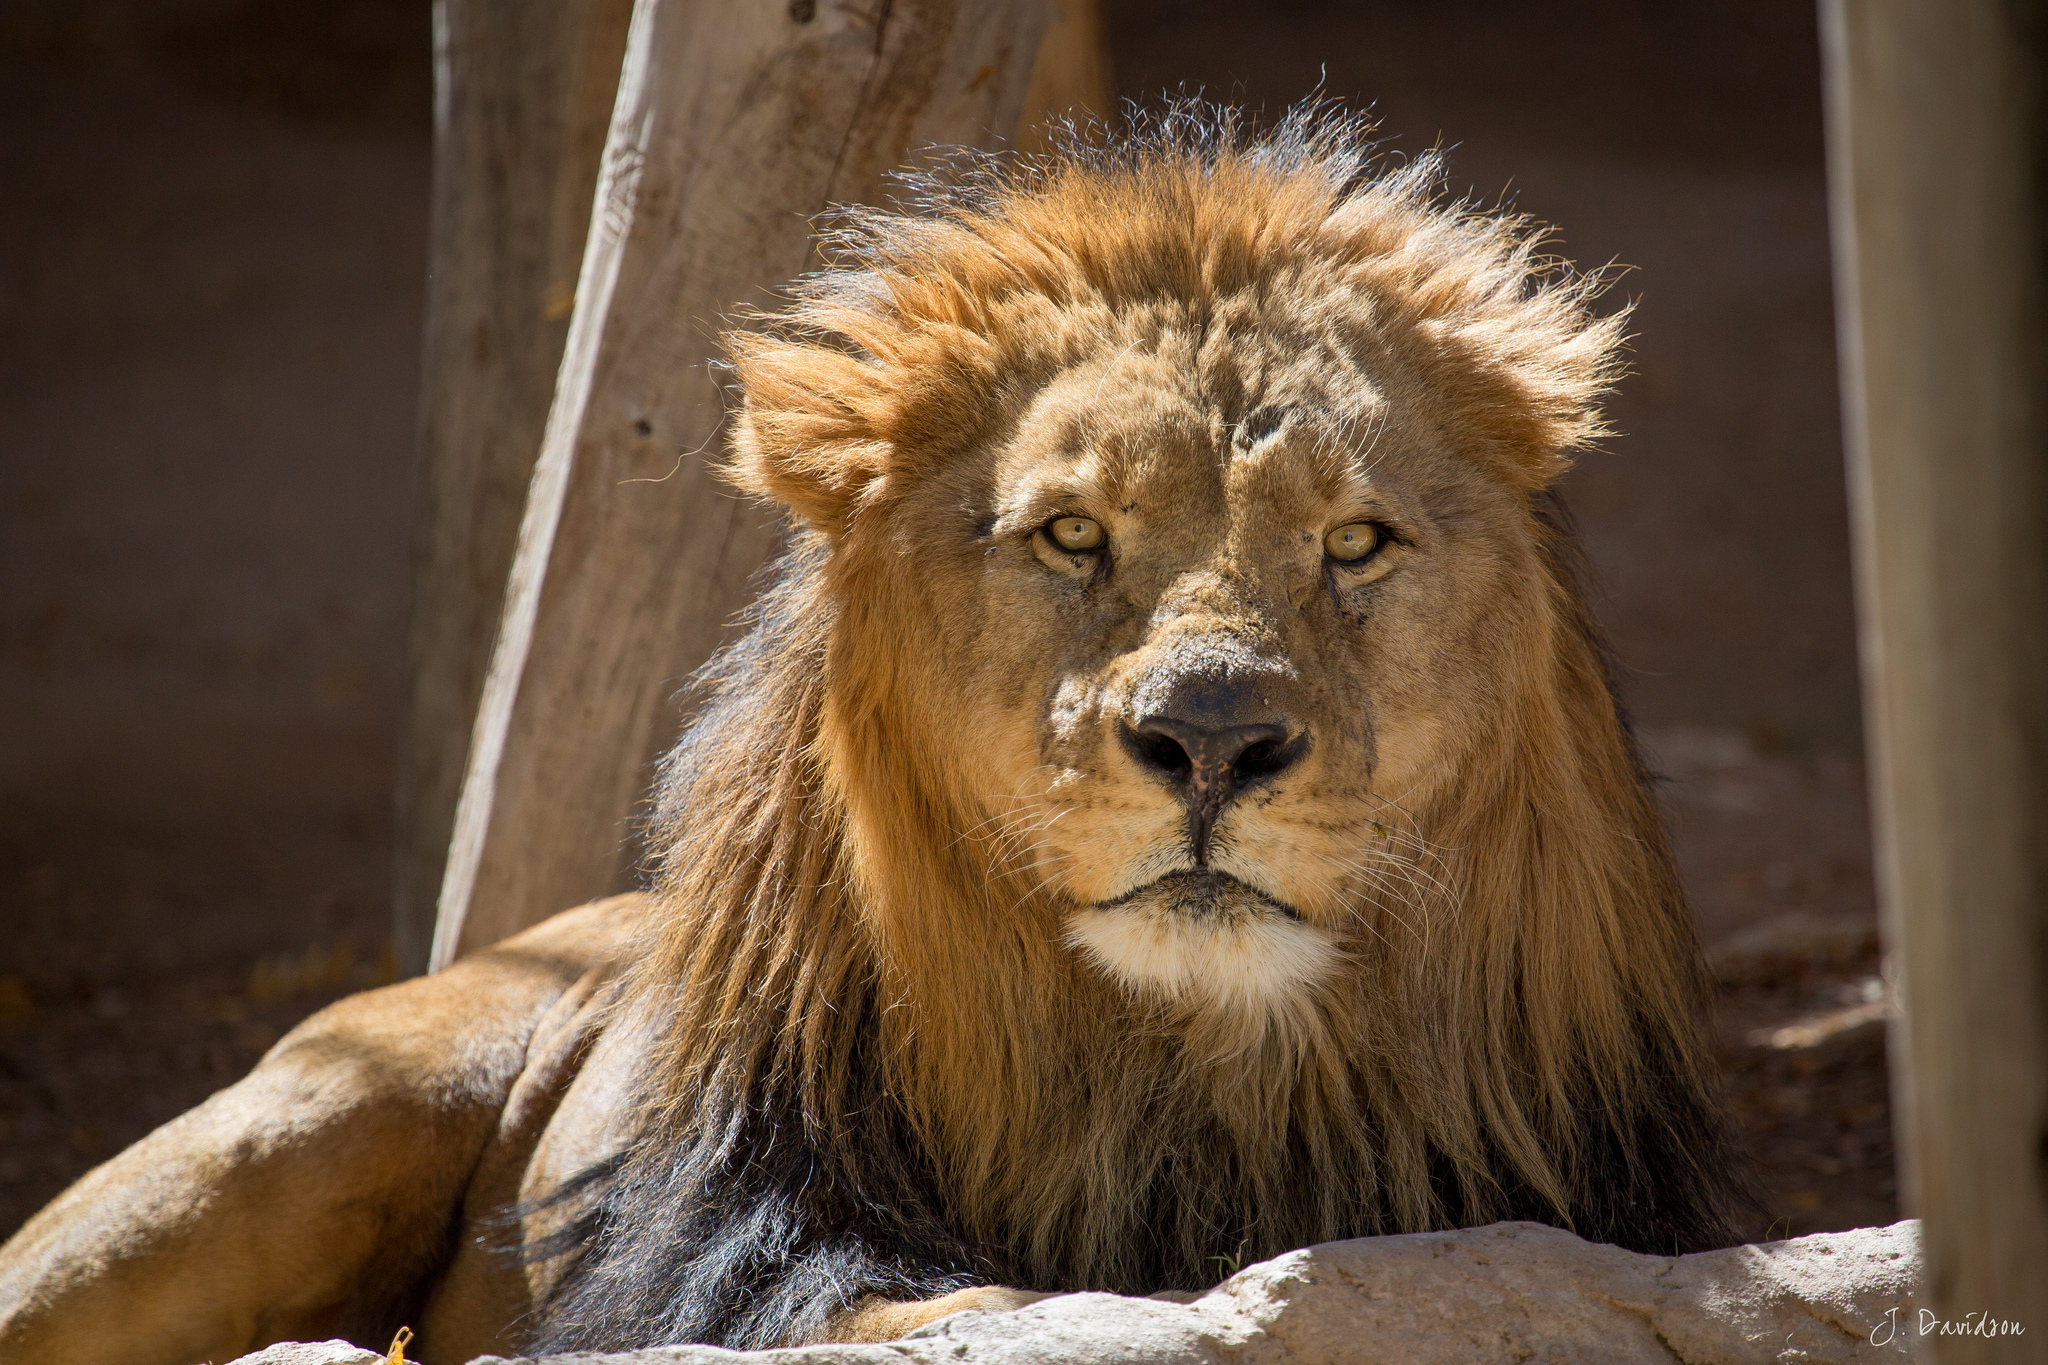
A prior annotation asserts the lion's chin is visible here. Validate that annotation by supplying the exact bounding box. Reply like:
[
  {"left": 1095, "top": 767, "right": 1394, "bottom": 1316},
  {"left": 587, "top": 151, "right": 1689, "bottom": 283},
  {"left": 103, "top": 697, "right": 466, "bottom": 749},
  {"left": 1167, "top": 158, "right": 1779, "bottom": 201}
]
[{"left": 1064, "top": 870, "right": 1338, "bottom": 1017}]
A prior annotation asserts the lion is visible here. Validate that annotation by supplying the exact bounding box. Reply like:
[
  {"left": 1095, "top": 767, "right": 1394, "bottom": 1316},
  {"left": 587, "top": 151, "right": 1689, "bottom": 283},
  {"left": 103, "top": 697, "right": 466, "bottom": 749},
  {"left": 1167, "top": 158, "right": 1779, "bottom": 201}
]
[{"left": 0, "top": 106, "right": 1753, "bottom": 1363}]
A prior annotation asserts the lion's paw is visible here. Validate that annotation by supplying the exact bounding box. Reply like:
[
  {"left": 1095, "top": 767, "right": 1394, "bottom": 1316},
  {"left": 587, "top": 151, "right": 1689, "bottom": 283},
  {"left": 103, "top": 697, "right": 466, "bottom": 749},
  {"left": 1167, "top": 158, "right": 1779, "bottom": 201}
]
[{"left": 826, "top": 1284, "right": 1054, "bottom": 1343}]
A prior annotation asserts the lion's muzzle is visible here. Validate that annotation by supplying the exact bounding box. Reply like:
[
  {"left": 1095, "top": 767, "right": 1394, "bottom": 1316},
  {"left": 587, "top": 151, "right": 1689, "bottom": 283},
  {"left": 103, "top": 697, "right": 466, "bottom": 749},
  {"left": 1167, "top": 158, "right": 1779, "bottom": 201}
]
[
  {"left": 1065, "top": 868, "right": 1337, "bottom": 1016},
  {"left": 1116, "top": 658, "right": 1311, "bottom": 862}
]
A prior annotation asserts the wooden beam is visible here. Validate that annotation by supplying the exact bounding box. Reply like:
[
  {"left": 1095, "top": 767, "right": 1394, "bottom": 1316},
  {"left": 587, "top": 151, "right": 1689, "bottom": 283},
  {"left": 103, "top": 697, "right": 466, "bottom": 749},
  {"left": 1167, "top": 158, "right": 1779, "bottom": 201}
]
[
  {"left": 396, "top": 0, "right": 635, "bottom": 975},
  {"left": 1820, "top": 2, "right": 2048, "bottom": 1356},
  {"left": 428, "top": 0, "right": 1064, "bottom": 970},
  {"left": 1014, "top": 0, "right": 1115, "bottom": 153}
]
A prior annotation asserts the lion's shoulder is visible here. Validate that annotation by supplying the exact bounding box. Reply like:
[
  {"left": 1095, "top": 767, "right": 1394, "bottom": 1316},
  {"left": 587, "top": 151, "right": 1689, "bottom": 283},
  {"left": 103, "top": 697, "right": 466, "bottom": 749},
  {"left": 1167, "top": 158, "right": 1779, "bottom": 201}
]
[{"left": 282, "top": 892, "right": 645, "bottom": 1076}]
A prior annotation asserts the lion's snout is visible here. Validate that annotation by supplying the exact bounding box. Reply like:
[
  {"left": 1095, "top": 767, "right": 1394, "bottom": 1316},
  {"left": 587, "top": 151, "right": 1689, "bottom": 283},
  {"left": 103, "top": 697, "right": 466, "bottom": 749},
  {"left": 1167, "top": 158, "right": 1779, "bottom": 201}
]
[
  {"left": 1111, "top": 649, "right": 1310, "bottom": 860},
  {"left": 1121, "top": 715, "right": 1304, "bottom": 864}
]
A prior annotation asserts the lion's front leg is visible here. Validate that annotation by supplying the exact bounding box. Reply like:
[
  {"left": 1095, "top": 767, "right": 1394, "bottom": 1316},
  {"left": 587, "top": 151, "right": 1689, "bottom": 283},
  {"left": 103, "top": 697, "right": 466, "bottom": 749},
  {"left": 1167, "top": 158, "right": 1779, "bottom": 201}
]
[
  {"left": 0, "top": 898, "right": 640, "bottom": 1365},
  {"left": 823, "top": 1286, "right": 1053, "bottom": 1343}
]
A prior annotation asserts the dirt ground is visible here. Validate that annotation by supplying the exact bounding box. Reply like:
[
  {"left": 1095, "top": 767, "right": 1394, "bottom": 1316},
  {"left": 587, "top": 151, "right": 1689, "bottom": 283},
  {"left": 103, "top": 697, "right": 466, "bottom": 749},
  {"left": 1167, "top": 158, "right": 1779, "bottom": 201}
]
[{"left": 0, "top": 0, "right": 1894, "bottom": 1253}]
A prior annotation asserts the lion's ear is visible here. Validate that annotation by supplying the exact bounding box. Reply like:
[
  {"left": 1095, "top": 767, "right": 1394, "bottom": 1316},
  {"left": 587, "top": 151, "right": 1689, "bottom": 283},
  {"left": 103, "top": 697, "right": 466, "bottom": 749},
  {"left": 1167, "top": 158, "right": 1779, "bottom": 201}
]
[
  {"left": 1449, "top": 302, "right": 1630, "bottom": 491},
  {"left": 723, "top": 337, "right": 897, "bottom": 537}
]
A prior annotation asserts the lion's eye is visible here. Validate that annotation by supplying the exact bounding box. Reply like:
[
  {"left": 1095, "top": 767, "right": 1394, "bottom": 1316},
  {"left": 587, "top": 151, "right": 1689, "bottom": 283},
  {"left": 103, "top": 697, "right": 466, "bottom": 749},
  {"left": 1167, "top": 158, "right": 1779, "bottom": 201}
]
[
  {"left": 1047, "top": 516, "right": 1106, "bottom": 552},
  {"left": 1324, "top": 522, "right": 1380, "bottom": 562}
]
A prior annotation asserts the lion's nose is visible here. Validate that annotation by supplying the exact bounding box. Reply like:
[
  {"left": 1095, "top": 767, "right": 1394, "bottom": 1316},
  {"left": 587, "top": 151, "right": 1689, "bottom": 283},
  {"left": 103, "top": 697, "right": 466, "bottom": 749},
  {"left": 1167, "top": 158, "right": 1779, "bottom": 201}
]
[
  {"left": 1121, "top": 715, "right": 1303, "bottom": 864},
  {"left": 1127, "top": 717, "right": 1295, "bottom": 790}
]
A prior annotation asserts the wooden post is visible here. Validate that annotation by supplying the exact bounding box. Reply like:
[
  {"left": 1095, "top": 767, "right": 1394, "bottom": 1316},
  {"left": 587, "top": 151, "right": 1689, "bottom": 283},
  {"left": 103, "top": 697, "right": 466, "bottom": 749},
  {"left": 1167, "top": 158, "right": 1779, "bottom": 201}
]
[
  {"left": 396, "top": 0, "right": 635, "bottom": 975},
  {"left": 1820, "top": 2, "right": 2048, "bottom": 1357},
  {"left": 426, "top": 0, "right": 1068, "bottom": 970},
  {"left": 1014, "top": 0, "right": 1114, "bottom": 153}
]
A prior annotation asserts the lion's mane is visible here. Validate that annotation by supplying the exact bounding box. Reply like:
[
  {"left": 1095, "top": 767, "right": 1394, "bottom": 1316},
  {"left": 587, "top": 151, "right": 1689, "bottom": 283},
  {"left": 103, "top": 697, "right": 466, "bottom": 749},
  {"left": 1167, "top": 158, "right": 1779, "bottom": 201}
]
[{"left": 533, "top": 106, "right": 1752, "bottom": 1352}]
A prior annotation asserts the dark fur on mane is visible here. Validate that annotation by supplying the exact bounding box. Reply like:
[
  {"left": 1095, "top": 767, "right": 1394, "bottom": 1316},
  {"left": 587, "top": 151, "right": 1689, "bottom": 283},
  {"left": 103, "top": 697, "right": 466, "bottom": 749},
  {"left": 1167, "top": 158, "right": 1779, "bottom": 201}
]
[
  {"left": 525, "top": 543, "right": 991, "bottom": 1350},
  {"left": 520, "top": 106, "right": 1757, "bottom": 1353},
  {"left": 526, "top": 525, "right": 1753, "bottom": 1351}
]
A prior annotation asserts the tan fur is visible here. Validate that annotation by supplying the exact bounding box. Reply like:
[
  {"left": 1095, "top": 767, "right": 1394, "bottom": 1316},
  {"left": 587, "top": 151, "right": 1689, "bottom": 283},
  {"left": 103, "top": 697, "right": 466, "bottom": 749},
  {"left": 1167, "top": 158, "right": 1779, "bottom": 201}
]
[
  {"left": 0, "top": 898, "right": 645, "bottom": 1364},
  {"left": 635, "top": 118, "right": 1710, "bottom": 1299},
  {"left": 825, "top": 1287, "right": 1052, "bottom": 1344},
  {"left": 0, "top": 117, "right": 1729, "bottom": 1359}
]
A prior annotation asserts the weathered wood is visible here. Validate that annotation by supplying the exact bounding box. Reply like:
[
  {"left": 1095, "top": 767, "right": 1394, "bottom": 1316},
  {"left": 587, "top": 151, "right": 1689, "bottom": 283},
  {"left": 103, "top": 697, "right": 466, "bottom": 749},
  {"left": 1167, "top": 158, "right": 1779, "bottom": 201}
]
[
  {"left": 397, "top": 0, "right": 635, "bottom": 975},
  {"left": 1820, "top": 2, "right": 2048, "bottom": 1358},
  {"left": 429, "top": 0, "right": 1065, "bottom": 969},
  {"left": 1014, "top": 0, "right": 1114, "bottom": 153}
]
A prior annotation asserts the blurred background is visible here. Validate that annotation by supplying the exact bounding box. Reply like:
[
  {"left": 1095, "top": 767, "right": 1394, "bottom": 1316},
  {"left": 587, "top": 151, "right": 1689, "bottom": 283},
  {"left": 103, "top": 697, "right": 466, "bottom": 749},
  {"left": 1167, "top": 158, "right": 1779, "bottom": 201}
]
[{"left": 0, "top": 0, "right": 1891, "bottom": 1242}]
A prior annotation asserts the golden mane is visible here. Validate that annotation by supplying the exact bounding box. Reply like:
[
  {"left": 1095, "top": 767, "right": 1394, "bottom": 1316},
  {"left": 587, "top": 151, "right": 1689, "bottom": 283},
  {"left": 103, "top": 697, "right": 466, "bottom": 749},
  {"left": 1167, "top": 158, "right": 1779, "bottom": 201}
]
[{"left": 544, "top": 107, "right": 1745, "bottom": 1350}]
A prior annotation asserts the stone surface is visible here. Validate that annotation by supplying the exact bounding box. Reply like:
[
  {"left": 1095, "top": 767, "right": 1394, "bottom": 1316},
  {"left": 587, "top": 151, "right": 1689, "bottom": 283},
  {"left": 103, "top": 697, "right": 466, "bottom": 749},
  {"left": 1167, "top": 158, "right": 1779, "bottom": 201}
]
[
  {"left": 468, "top": 1220, "right": 1922, "bottom": 1365},
  {"left": 231, "top": 1341, "right": 384, "bottom": 1365},
  {"left": 233, "top": 1221, "right": 1925, "bottom": 1365}
]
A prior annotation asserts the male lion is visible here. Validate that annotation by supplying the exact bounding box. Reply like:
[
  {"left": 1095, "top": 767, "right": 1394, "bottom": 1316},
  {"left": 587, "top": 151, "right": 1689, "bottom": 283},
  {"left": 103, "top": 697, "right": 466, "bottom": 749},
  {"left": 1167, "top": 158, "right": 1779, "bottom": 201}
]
[{"left": 0, "top": 108, "right": 1752, "bottom": 1362}]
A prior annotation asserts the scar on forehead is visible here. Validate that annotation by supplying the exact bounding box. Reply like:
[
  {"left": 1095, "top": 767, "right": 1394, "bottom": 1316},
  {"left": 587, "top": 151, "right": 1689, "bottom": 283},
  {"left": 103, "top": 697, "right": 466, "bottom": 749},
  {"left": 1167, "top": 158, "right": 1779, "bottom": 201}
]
[{"left": 1236, "top": 405, "right": 1289, "bottom": 448}]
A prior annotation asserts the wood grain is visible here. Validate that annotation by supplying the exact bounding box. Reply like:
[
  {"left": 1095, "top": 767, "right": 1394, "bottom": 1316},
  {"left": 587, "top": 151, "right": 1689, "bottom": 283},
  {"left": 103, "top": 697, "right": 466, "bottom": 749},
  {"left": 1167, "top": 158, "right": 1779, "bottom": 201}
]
[
  {"left": 1821, "top": 2, "right": 2048, "bottom": 1356},
  {"left": 1014, "top": 0, "right": 1115, "bottom": 153},
  {"left": 397, "top": 0, "right": 635, "bottom": 974},
  {"left": 429, "top": 0, "right": 1067, "bottom": 969}
]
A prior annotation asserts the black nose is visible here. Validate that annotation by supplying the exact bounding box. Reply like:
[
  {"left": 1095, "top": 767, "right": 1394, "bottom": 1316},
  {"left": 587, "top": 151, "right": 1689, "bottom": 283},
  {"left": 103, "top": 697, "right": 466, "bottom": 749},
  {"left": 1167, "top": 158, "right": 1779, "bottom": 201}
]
[{"left": 1122, "top": 715, "right": 1303, "bottom": 864}]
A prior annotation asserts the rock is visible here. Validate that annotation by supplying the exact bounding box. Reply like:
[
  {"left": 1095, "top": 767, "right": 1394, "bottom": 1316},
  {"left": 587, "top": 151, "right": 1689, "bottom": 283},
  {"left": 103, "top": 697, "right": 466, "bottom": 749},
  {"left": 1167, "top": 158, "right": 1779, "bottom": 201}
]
[
  {"left": 229, "top": 1341, "right": 385, "bottom": 1365},
  {"left": 246, "top": 1221, "right": 1928, "bottom": 1365},
  {"left": 1197, "top": 1219, "right": 1927, "bottom": 1364}
]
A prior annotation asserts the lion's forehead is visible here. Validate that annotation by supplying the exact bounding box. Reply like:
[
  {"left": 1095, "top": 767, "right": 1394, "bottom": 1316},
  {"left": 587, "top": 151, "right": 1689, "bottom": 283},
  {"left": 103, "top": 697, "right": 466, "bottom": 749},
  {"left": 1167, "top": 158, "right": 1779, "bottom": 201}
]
[{"left": 993, "top": 340, "right": 1396, "bottom": 538}]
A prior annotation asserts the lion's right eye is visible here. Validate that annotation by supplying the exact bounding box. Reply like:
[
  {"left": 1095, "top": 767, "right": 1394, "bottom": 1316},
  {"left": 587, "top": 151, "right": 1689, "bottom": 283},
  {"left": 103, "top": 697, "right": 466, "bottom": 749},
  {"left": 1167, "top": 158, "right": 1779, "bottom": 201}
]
[
  {"left": 1324, "top": 522, "right": 1380, "bottom": 562},
  {"left": 1046, "top": 516, "right": 1106, "bottom": 552}
]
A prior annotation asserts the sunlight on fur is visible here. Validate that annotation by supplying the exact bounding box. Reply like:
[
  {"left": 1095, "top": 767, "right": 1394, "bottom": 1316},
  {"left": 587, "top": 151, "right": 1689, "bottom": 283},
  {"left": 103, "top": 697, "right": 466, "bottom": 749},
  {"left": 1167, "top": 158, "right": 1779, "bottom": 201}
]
[
  {"left": 525, "top": 101, "right": 1756, "bottom": 1352},
  {"left": 1064, "top": 881, "right": 1339, "bottom": 1022}
]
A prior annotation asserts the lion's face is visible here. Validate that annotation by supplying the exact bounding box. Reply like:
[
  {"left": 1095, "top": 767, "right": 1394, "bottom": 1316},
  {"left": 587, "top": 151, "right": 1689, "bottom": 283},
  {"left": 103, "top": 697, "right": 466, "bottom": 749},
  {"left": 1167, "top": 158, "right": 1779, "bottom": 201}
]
[
  {"left": 693, "top": 136, "right": 1730, "bottom": 1277},
  {"left": 877, "top": 309, "right": 1544, "bottom": 1017}
]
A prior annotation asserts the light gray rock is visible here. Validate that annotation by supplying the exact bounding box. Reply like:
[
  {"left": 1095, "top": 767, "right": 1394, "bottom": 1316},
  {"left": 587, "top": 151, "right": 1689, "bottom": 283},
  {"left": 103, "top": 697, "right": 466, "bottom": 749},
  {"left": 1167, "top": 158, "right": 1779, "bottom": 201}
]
[
  {"left": 244, "top": 1220, "right": 1928, "bottom": 1365},
  {"left": 229, "top": 1341, "right": 385, "bottom": 1365},
  {"left": 1184, "top": 1219, "right": 1927, "bottom": 1364}
]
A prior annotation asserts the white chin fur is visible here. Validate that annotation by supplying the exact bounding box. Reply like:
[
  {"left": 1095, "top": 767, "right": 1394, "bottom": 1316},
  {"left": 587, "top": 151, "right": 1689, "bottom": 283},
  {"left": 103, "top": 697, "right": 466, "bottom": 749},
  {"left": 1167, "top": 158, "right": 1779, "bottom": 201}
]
[{"left": 1064, "top": 891, "right": 1337, "bottom": 1017}]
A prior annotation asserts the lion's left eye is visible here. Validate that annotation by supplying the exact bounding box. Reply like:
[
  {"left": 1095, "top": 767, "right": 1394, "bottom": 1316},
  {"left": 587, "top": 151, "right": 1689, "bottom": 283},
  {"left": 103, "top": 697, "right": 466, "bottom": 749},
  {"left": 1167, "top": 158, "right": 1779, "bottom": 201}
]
[
  {"left": 1046, "top": 516, "right": 1106, "bottom": 552},
  {"left": 1324, "top": 522, "right": 1381, "bottom": 562}
]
